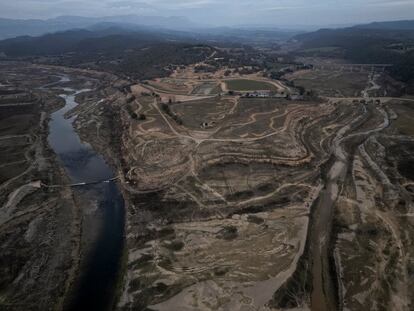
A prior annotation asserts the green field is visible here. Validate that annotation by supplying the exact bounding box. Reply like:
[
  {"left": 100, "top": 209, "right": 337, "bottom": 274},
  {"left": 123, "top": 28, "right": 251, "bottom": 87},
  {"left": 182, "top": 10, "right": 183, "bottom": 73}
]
[{"left": 226, "top": 79, "right": 277, "bottom": 91}]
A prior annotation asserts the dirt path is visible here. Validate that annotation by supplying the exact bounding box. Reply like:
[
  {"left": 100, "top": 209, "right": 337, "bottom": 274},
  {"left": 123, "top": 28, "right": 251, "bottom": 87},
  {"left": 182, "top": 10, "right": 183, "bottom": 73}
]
[
  {"left": 153, "top": 99, "right": 327, "bottom": 146},
  {"left": 0, "top": 181, "right": 41, "bottom": 226}
]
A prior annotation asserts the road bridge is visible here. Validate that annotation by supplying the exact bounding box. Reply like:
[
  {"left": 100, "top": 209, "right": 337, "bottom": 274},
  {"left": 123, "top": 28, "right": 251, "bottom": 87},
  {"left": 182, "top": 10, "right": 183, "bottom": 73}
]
[{"left": 41, "top": 176, "right": 120, "bottom": 188}]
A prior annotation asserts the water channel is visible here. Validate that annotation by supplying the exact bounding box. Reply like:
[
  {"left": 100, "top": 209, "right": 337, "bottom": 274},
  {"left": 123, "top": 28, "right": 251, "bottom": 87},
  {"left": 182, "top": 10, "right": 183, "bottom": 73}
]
[{"left": 47, "top": 81, "right": 125, "bottom": 311}]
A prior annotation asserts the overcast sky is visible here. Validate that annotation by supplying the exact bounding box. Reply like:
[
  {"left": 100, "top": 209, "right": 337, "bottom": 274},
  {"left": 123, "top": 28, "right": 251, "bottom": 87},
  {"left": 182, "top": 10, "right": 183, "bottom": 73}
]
[{"left": 1, "top": 0, "right": 413, "bottom": 26}]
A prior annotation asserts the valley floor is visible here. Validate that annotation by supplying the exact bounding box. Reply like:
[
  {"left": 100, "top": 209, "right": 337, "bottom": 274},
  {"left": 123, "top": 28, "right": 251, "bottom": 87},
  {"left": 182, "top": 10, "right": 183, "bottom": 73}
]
[{"left": 0, "top": 61, "right": 413, "bottom": 311}]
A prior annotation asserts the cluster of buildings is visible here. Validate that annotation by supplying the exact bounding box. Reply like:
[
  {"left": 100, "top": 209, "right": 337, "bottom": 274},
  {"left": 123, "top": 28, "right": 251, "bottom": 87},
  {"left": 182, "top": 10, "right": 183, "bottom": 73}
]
[{"left": 233, "top": 90, "right": 304, "bottom": 100}]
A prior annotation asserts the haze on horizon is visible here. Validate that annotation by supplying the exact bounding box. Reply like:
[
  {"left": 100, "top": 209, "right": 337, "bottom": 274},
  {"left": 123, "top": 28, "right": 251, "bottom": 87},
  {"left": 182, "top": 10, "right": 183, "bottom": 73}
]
[{"left": 1, "top": 0, "right": 413, "bottom": 27}]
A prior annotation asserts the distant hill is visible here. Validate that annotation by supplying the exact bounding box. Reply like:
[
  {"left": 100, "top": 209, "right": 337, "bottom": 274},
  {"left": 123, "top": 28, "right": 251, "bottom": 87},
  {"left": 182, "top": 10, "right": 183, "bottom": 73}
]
[
  {"left": 0, "top": 15, "right": 199, "bottom": 40},
  {"left": 0, "top": 21, "right": 300, "bottom": 59},
  {"left": 295, "top": 27, "right": 414, "bottom": 48},
  {"left": 0, "top": 27, "right": 219, "bottom": 80},
  {"left": 0, "top": 27, "right": 244, "bottom": 58},
  {"left": 0, "top": 26, "right": 203, "bottom": 57},
  {"left": 355, "top": 20, "right": 414, "bottom": 30},
  {"left": 295, "top": 19, "right": 414, "bottom": 46},
  {"left": 294, "top": 22, "right": 414, "bottom": 88},
  {"left": 0, "top": 29, "right": 101, "bottom": 56},
  {"left": 194, "top": 27, "right": 301, "bottom": 44}
]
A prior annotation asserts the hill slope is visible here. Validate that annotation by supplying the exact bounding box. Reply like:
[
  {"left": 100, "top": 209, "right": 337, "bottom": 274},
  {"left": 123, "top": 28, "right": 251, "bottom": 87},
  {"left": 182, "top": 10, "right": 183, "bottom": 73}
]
[
  {"left": 0, "top": 27, "right": 219, "bottom": 81},
  {"left": 294, "top": 23, "right": 414, "bottom": 88},
  {"left": 0, "top": 15, "right": 198, "bottom": 40},
  {"left": 0, "top": 27, "right": 197, "bottom": 57},
  {"left": 355, "top": 20, "right": 414, "bottom": 30}
]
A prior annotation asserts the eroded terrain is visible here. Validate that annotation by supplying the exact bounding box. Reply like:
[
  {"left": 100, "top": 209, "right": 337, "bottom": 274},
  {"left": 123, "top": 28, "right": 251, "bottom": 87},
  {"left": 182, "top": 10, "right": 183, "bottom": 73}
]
[
  {"left": 1, "top": 58, "right": 414, "bottom": 311},
  {"left": 113, "top": 65, "right": 414, "bottom": 310}
]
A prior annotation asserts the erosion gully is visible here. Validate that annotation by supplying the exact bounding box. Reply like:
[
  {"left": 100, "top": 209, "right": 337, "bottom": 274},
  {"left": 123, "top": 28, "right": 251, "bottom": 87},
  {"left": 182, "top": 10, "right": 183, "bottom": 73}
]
[
  {"left": 310, "top": 101, "right": 389, "bottom": 311},
  {"left": 47, "top": 77, "right": 125, "bottom": 311}
]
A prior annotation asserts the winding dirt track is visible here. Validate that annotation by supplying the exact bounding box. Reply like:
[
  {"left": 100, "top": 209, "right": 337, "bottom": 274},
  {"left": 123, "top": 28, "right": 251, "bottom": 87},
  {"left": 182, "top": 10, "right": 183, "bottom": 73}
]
[{"left": 124, "top": 68, "right": 407, "bottom": 309}]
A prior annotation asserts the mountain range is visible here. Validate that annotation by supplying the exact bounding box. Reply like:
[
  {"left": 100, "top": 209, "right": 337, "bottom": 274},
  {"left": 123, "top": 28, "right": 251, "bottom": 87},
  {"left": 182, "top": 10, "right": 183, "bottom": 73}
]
[{"left": 0, "top": 15, "right": 199, "bottom": 40}]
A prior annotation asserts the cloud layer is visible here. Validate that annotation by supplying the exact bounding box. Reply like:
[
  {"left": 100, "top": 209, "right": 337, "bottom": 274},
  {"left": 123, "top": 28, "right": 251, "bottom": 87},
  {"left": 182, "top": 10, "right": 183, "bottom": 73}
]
[{"left": 1, "top": 0, "right": 413, "bottom": 26}]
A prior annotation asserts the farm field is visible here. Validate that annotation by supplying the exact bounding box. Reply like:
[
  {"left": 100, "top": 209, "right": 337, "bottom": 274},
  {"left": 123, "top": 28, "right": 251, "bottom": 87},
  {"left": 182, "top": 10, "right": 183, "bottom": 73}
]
[
  {"left": 225, "top": 79, "right": 278, "bottom": 91},
  {"left": 287, "top": 70, "right": 370, "bottom": 97},
  {"left": 191, "top": 82, "right": 222, "bottom": 95}
]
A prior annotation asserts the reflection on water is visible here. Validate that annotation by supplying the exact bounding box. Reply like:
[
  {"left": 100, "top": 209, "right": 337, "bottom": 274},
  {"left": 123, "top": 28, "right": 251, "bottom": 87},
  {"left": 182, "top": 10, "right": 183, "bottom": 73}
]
[
  {"left": 48, "top": 90, "right": 113, "bottom": 183},
  {"left": 47, "top": 86, "right": 125, "bottom": 311}
]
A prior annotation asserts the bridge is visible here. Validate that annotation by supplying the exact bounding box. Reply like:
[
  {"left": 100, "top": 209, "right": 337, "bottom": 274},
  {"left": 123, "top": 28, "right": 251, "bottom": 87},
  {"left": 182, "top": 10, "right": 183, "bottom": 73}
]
[{"left": 41, "top": 176, "right": 120, "bottom": 188}]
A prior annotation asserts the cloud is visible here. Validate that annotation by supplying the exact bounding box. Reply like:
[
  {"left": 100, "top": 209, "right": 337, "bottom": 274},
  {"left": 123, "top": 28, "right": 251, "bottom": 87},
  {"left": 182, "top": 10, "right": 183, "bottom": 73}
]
[
  {"left": 106, "top": 1, "right": 154, "bottom": 9},
  {"left": 366, "top": 0, "right": 414, "bottom": 6},
  {"left": 0, "top": 0, "right": 413, "bottom": 26}
]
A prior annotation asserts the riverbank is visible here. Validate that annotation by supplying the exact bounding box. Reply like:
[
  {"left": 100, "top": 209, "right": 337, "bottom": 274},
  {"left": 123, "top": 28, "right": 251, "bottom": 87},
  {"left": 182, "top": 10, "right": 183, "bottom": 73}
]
[{"left": 0, "top": 62, "right": 82, "bottom": 310}]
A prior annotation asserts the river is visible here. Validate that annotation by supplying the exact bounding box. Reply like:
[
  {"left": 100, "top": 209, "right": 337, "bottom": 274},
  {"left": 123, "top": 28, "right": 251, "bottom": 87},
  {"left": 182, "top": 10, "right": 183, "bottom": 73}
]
[{"left": 47, "top": 81, "right": 125, "bottom": 310}]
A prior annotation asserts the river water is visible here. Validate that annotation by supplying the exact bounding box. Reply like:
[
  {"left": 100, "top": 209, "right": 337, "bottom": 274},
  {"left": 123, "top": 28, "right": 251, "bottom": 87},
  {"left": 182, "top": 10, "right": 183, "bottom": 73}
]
[{"left": 47, "top": 85, "right": 125, "bottom": 310}]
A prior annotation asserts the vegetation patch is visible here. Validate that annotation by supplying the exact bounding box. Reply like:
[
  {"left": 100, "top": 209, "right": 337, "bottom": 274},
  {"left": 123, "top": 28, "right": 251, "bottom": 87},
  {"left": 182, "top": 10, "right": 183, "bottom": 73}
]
[
  {"left": 226, "top": 79, "right": 277, "bottom": 91},
  {"left": 393, "top": 103, "right": 414, "bottom": 136}
]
